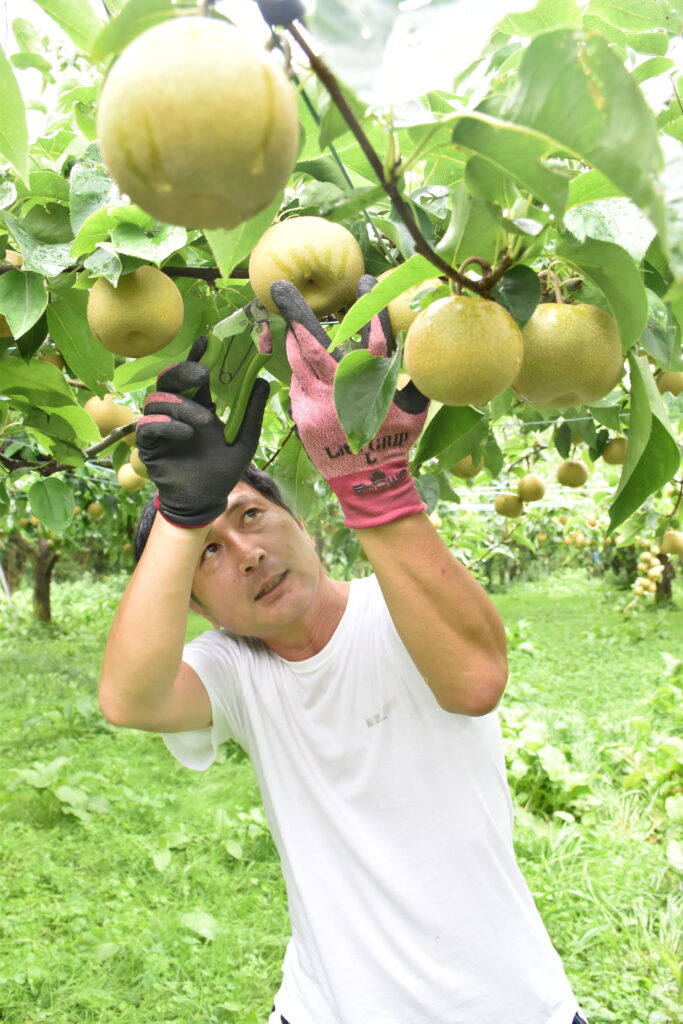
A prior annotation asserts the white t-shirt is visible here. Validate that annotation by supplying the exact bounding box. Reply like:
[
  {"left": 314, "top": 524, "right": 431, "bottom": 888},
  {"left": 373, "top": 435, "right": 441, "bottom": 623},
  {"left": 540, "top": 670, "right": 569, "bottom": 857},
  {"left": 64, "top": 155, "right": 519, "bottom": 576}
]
[{"left": 164, "top": 575, "right": 580, "bottom": 1024}]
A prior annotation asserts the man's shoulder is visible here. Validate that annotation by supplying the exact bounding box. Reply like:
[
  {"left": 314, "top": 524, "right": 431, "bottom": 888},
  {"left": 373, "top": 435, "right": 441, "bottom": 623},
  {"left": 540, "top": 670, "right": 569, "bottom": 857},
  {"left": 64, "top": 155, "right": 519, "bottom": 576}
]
[{"left": 185, "top": 626, "right": 269, "bottom": 664}]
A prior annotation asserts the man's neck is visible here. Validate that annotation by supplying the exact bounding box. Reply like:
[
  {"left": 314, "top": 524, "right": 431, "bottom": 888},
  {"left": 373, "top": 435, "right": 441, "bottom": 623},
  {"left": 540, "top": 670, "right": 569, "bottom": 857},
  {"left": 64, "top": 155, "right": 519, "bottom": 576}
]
[{"left": 263, "top": 576, "right": 350, "bottom": 661}]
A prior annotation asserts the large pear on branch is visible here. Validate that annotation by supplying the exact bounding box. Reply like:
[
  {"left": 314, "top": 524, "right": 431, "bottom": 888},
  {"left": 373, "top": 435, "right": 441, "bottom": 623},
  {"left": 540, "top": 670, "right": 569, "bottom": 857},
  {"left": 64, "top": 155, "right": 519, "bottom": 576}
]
[
  {"left": 657, "top": 371, "right": 683, "bottom": 396},
  {"left": 85, "top": 394, "right": 137, "bottom": 445},
  {"left": 557, "top": 459, "right": 589, "bottom": 488},
  {"left": 404, "top": 295, "right": 523, "bottom": 406},
  {"left": 87, "top": 266, "right": 184, "bottom": 358},
  {"left": 249, "top": 216, "right": 365, "bottom": 316},
  {"left": 96, "top": 17, "right": 299, "bottom": 230},
  {"left": 513, "top": 303, "right": 623, "bottom": 408}
]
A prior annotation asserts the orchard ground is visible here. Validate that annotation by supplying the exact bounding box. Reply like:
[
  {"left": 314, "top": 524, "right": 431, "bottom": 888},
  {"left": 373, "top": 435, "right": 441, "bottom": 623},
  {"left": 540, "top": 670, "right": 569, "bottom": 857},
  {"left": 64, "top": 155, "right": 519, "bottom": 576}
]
[{"left": 1, "top": 563, "right": 682, "bottom": 1024}]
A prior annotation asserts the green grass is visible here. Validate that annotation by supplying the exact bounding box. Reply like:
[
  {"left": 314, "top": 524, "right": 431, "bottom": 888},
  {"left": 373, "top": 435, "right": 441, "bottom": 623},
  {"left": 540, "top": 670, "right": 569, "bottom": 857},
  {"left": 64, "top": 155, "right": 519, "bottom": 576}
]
[{"left": 1, "top": 569, "right": 682, "bottom": 1023}]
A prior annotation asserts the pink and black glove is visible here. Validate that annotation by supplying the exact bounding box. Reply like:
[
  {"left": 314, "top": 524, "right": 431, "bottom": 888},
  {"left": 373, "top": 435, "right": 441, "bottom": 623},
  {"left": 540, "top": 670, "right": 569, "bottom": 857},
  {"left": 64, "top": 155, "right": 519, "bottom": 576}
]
[
  {"left": 136, "top": 336, "right": 269, "bottom": 528},
  {"left": 270, "top": 275, "right": 429, "bottom": 529}
]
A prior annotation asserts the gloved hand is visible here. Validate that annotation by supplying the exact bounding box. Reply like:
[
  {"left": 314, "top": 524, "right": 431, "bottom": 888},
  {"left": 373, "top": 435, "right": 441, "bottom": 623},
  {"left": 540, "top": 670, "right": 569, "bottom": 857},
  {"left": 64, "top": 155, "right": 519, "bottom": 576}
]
[
  {"left": 136, "top": 336, "right": 269, "bottom": 528},
  {"left": 269, "top": 275, "right": 429, "bottom": 529}
]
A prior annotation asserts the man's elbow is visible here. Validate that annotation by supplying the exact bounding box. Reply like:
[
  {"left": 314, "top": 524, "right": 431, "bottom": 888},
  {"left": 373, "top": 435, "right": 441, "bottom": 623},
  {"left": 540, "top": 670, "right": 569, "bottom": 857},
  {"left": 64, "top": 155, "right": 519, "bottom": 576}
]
[
  {"left": 98, "top": 679, "right": 146, "bottom": 730},
  {"left": 99, "top": 687, "right": 128, "bottom": 728},
  {"left": 437, "top": 658, "right": 508, "bottom": 716}
]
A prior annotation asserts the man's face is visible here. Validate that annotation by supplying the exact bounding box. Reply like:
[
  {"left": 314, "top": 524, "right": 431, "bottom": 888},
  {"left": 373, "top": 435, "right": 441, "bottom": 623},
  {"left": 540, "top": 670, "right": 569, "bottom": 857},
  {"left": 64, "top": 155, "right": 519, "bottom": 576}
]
[{"left": 190, "top": 482, "right": 324, "bottom": 642}]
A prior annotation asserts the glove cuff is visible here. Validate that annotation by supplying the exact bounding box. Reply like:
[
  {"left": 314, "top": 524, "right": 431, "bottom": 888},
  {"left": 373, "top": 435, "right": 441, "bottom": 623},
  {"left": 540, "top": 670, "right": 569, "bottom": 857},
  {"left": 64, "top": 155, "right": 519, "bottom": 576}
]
[
  {"left": 328, "top": 457, "right": 426, "bottom": 529},
  {"left": 154, "top": 492, "right": 217, "bottom": 530}
]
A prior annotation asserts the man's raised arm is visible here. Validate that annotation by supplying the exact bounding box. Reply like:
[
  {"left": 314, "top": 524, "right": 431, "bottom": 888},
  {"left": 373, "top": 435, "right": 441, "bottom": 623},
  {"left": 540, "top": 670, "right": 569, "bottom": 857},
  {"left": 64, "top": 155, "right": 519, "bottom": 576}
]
[
  {"left": 99, "top": 337, "right": 268, "bottom": 733},
  {"left": 270, "top": 277, "right": 507, "bottom": 716}
]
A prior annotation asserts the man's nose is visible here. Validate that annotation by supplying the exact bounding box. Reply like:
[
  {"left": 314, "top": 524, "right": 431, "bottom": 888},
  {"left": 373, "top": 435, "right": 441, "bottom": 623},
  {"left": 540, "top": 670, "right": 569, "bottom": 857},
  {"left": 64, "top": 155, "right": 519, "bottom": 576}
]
[{"left": 232, "top": 534, "right": 266, "bottom": 574}]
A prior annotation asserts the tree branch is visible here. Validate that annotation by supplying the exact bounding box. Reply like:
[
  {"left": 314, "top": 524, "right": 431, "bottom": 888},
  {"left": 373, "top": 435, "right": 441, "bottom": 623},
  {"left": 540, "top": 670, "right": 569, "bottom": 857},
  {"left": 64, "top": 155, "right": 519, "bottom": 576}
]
[{"left": 286, "top": 23, "right": 485, "bottom": 295}]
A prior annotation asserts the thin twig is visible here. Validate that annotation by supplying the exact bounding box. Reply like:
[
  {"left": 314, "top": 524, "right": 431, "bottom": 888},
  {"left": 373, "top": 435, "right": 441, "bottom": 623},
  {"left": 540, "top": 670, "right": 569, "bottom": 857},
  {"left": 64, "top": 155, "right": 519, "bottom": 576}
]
[
  {"left": 286, "top": 23, "right": 483, "bottom": 295},
  {"left": 262, "top": 424, "right": 296, "bottom": 469}
]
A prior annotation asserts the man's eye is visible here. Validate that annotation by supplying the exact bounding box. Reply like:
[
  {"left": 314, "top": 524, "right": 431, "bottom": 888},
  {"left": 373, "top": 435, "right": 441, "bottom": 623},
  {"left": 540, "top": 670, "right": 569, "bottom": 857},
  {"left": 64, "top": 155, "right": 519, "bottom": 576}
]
[
  {"left": 244, "top": 507, "right": 260, "bottom": 521},
  {"left": 202, "top": 542, "right": 220, "bottom": 559}
]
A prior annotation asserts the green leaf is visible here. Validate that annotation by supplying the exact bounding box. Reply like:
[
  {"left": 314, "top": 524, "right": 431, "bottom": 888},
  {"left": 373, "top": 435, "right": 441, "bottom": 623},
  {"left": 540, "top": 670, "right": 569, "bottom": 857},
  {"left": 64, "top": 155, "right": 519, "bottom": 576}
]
[
  {"left": 21, "top": 203, "right": 73, "bottom": 244},
  {"left": 608, "top": 354, "right": 680, "bottom": 530},
  {"left": 110, "top": 222, "right": 188, "bottom": 264},
  {"left": 180, "top": 910, "right": 219, "bottom": 942},
  {"left": 306, "top": 0, "right": 397, "bottom": 102},
  {"left": 70, "top": 206, "right": 115, "bottom": 260},
  {"left": 659, "top": 135, "right": 683, "bottom": 279},
  {"left": 28, "top": 477, "right": 74, "bottom": 534},
  {"left": 3, "top": 211, "right": 73, "bottom": 277},
  {"left": 295, "top": 155, "right": 351, "bottom": 191},
  {"left": 554, "top": 236, "right": 649, "bottom": 347},
  {"left": 90, "top": 0, "right": 175, "bottom": 63},
  {"left": 452, "top": 112, "right": 570, "bottom": 220},
  {"left": 16, "top": 170, "right": 71, "bottom": 205},
  {"left": 14, "top": 313, "right": 49, "bottom": 361},
  {"left": 436, "top": 182, "right": 503, "bottom": 266},
  {"left": 46, "top": 289, "right": 114, "bottom": 394},
  {"left": 631, "top": 56, "right": 674, "bottom": 84},
  {"left": 332, "top": 254, "right": 439, "bottom": 348},
  {"left": 413, "top": 406, "right": 484, "bottom": 467},
  {"left": 32, "top": 0, "right": 104, "bottom": 53},
  {"left": 625, "top": 31, "right": 671, "bottom": 55},
  {"left": 499, "top": 0, "right": 583, "bottom": 33},
  {"left": 0, "top": 355, "right": 100, "bottom": 443},
  {"left": 206, "top": 194, "right": 282, "bottom": 280},
  {"left": 13, "top": 17, "right": 45, "bottom": 54},
  {"left": 322, "top": 185, "right": 386, "bottom": 224},
  {"left": 492, "top": 265, "right": 541, "bottom": 327},
  {"left": 269, "top": 434, "right": 318, "bottom": 519},
  {"left": 567, "top": 169, "right": 623, "bottom": 208},
  {"left": 83, "top": 243, "right": 123, "bottom": 285},
  {"left": 308, "top": 0, "right": 540, "bottom": 105},
  {"left": 69, "top": 161, "right": 115, "bottom": 235},
  {"left": 11, "top": 51, "right": 55, "bottom": 82},
  {"left": 73, "top": 101, "right": 97, "bottom": 141},
  {"left": 414, "top": 473, "right": 440, "bottom": 513},
  {"left": 333, "top": 343, "right": 402, "bottom": 453},
  {"left": 584, "top": 0, "right": 680, "bottom": 32},
  {"left": 0, "top": 271, "right": 48, "bottom": 337},
  {"left": 0, "top": 44, "right": 28, "bottom": 182},
  {"left": 563, "top": 197, "right": 657, "bottom": 262},
  {"left": 498, "top": 29, "right": 665, "bottom": 233}
]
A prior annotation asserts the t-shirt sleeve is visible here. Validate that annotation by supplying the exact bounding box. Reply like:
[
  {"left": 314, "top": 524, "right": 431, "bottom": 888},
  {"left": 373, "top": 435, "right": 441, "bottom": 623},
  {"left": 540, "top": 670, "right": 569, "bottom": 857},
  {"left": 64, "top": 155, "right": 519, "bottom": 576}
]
[{"left": 161, "top": 630, "right": 246, "bottom": 772}]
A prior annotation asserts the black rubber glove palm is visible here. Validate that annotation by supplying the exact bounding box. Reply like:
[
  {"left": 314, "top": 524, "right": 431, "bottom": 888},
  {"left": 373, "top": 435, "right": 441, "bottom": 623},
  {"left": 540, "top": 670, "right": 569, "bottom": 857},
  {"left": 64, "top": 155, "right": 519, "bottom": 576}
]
[{"left": 136, "top": 337, "right": 269, "bottom": 528}]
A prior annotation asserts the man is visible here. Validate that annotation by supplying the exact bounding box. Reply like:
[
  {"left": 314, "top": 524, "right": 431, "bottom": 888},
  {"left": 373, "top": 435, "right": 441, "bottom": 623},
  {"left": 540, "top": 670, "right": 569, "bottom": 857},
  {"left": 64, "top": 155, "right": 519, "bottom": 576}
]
[{"left": 99, "top": 277, "right": 587, "bottom": 1024}]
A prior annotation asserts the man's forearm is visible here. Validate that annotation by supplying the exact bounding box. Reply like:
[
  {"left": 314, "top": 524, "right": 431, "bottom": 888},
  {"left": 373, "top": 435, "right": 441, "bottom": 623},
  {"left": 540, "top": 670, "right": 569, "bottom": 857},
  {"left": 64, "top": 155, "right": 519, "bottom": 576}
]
[
  {"left": 357, "top": 513, "right": 508, "bottom": 715},
  {"left": 99, "top": 515, "right": 208, "bottom": 727}
]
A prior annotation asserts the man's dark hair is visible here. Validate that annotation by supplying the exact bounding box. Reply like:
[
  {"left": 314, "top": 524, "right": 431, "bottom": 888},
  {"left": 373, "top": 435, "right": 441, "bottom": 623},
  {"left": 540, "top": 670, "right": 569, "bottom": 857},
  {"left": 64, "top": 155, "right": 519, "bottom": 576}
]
[{"left": 133, "top": 464, "right": 296, "bottom": 563}]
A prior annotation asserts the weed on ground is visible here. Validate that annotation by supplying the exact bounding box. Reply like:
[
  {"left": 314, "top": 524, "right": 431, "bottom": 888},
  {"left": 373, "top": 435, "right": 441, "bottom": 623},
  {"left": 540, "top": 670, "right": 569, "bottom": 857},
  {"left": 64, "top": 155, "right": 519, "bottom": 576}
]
[{"left": 1, "top": 570, "right": 681, "bottom": 1023}]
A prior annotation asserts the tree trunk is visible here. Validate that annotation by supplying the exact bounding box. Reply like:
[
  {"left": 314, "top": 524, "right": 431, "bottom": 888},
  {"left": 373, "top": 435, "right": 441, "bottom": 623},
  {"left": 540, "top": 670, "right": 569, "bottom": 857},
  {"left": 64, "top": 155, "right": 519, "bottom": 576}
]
[
  {"left": 33, "top": 539, "right": 59, "bottom": 622},
  {"left": 655, "top": 554, "right": 675, "bottom": 604},
  {"left": 1, "top": 536, "right": 26, "bottom": 592}
]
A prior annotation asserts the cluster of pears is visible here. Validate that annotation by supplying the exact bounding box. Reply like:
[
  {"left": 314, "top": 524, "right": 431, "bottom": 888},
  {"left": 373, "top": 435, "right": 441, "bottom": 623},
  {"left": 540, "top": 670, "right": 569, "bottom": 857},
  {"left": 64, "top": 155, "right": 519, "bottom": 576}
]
[
  {"left": 84, "top": 394, "right": 149, "bottom": 492},
  {"left": 494, "top": 473, "right": 546, "bottom": 518},
  {"left": 632, "top": 545, "right": 664, "bottom": 597},
  {"left": 86, "top": 214, "right": 368, "bottom": 360},
  {"left": 400, "top": 287, "right": 624, "bottom": 412}
]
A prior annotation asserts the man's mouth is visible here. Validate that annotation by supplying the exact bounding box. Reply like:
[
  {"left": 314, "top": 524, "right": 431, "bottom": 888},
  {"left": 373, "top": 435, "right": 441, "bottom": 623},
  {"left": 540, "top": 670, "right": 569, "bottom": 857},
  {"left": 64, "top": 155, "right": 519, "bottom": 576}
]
[{"left": 255, "top": 571, "right": 287, "bottom": 601}]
